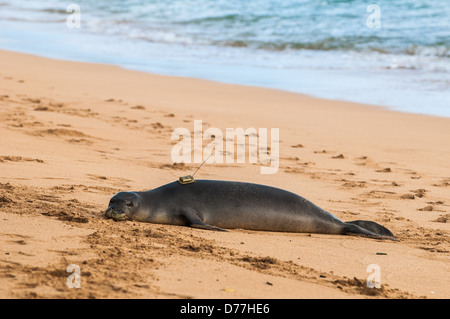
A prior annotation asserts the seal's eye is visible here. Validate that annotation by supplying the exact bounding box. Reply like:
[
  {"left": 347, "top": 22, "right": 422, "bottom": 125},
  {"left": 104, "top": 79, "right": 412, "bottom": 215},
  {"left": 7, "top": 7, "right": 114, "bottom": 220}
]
[{"left": 126, "top": 202, "right": 134, "bottom": 207}]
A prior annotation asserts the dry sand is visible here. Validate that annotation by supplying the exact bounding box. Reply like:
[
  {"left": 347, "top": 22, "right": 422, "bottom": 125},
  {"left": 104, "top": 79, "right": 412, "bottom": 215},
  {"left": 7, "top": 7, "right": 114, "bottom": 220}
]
[{"left": 0, "top": 49, "right": 449, "bottom": 299}]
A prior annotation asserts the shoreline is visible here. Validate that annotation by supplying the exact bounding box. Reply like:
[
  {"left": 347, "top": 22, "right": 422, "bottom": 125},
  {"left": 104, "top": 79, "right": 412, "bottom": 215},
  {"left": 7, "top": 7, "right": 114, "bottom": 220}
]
[
  {"left": 1, "top": 0, "right": 449, "bottom": 118},
  {"left": 2, "top": 47, "right": 449, "bottom": 121},
  {"left": 1, "top": 33, "right": 449, "bottom": 119},
  {"left": 0, "top": 49, "right": 449, "bottom": 299}
]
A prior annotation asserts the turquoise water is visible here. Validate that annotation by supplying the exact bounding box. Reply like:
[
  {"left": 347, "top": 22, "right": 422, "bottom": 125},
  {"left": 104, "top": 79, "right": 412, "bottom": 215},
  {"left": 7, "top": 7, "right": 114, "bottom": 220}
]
[{"left": 0, "top": 0, "right": 449, "bottom": 116}]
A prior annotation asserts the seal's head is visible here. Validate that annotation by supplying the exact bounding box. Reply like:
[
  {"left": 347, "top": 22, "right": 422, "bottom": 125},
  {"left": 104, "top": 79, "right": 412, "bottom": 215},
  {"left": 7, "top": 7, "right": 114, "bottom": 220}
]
[{"left": 105, "top": 192, "right": 139, "bottom": 221}]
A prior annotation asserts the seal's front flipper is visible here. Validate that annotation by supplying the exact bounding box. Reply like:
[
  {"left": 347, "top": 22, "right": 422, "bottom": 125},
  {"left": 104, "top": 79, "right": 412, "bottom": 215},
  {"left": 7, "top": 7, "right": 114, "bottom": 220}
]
[
  {"left": 190, "top": 223, "right": 227, "bottom": 232},
  {"left": 179, "top": 209, "right": 227, "bottom": 232}
]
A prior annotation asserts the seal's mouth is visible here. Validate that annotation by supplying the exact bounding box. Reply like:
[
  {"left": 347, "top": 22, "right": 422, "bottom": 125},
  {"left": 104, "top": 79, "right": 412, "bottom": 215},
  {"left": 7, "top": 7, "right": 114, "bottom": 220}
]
[{"left": 105, "top": 208, "right": 129, "bottom": 221}]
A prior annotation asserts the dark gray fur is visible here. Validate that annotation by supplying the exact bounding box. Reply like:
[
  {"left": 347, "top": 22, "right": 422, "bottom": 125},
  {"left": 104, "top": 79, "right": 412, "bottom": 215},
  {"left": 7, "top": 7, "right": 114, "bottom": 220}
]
[{"left": 105, "top": 180, "right": 395, "bottom": 239}]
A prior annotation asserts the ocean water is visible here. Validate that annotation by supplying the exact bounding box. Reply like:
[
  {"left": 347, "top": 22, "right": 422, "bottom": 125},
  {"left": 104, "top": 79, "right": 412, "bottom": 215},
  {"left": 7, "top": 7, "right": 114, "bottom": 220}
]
[{"left": 0, "top": 0, "right": 449, "bottom": 117}]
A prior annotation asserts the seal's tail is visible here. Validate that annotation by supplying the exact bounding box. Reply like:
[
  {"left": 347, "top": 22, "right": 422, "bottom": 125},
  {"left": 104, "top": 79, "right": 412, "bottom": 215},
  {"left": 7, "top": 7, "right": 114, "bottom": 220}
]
[{"left": 343, "top": 220, "right": 396, "bottom": 240}]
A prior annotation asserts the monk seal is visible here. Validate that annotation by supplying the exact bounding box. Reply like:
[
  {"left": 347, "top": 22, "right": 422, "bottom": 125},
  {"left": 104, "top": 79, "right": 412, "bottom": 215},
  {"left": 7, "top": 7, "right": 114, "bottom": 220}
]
[{"left": 105, "top": 180, "right": 395, "bottom": 239}]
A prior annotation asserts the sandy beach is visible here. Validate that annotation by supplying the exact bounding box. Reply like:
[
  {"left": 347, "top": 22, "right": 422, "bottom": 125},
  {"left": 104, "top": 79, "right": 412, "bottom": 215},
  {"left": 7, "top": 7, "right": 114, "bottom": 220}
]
[{"left": 0, "top": 49, "right": 449, "bottom": 299}]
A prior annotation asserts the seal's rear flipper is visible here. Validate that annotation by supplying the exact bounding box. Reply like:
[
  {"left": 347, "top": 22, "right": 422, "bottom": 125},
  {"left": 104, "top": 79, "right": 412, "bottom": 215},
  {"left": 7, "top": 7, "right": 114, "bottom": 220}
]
[
  {"left": 346, "top": 220, "right": 394, "bottom": 237},
  {"left": 344, "top": 220, "right": 396, "bottom": 240}
]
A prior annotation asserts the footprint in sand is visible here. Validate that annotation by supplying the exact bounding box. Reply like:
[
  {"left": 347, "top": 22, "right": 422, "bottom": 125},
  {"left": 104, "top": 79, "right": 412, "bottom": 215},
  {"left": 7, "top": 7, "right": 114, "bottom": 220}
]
[
  {"left": 365, "top": 190, "right": 396, "bottom": 199},
  {"left": 341, "top": 180, "right": 367, "bottom": 188},
  {"left": 67, "top": 138, "right": 93, "bottom": 145},
  {"left": 88, "top": 174, "right": 108, "bottom": 180},
  {"left": 159, "top": 163, "right": 187, "bottom": 170},
  {"left": 432, "top": 179, "right": 450, "bottom": 187},
  {"left": 404, "top": 171, "right": 422, "bottom": 179},
  {"left": 8, "top": 239, "right": 27, "bottom": 246},
  {"left": 105, "top": 98, "right": 124, "bottom": 103},
  {"left": 418, "top": 205, "right": 434, "bottom": 211},
  {"left": 22, "top": 98, "right": 41, "bottom": 104},
  {"left": 432, "top": 214, "right": 449, "bottom": 223},
  {"left": 283, "top": 166, "right": 305, "bottom": 175},
  {"left": 0, "top": 156, "right": 44, "bottom": 163},
  {"left": 87, "top": 174, "right": 133, "bottom": 186},
  {"left": 376, "top": 167, "right": 392, "bottom": 173},
  {"left": 282, "top": 156, "right": 300, "bottom": 162},
  {"left": 34, "top": 106, "right": 51, "bottom": 111},
  {"left": 151, "top": 122, "right": 165, "bottom": 129},
  {"left": 400, "top": 193, "right": 415, "bottom": 200},
  {"left": 33, "top": 102, "right": 64, "bottom": 112},
  {"left": 412, "top": 189, "right": 427, "bottom": 198},
  {"left": 355, "top": 156, "right": 384, "bottom": 168},
  {"left": 31, "top": 128, "right": 92, "bottom": 140},
  {"left": 52, "top": 184, "right": 121, "bottom": 194},
  {"left": 0, "top": 195, "right": 15, "bottom": 207}
]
